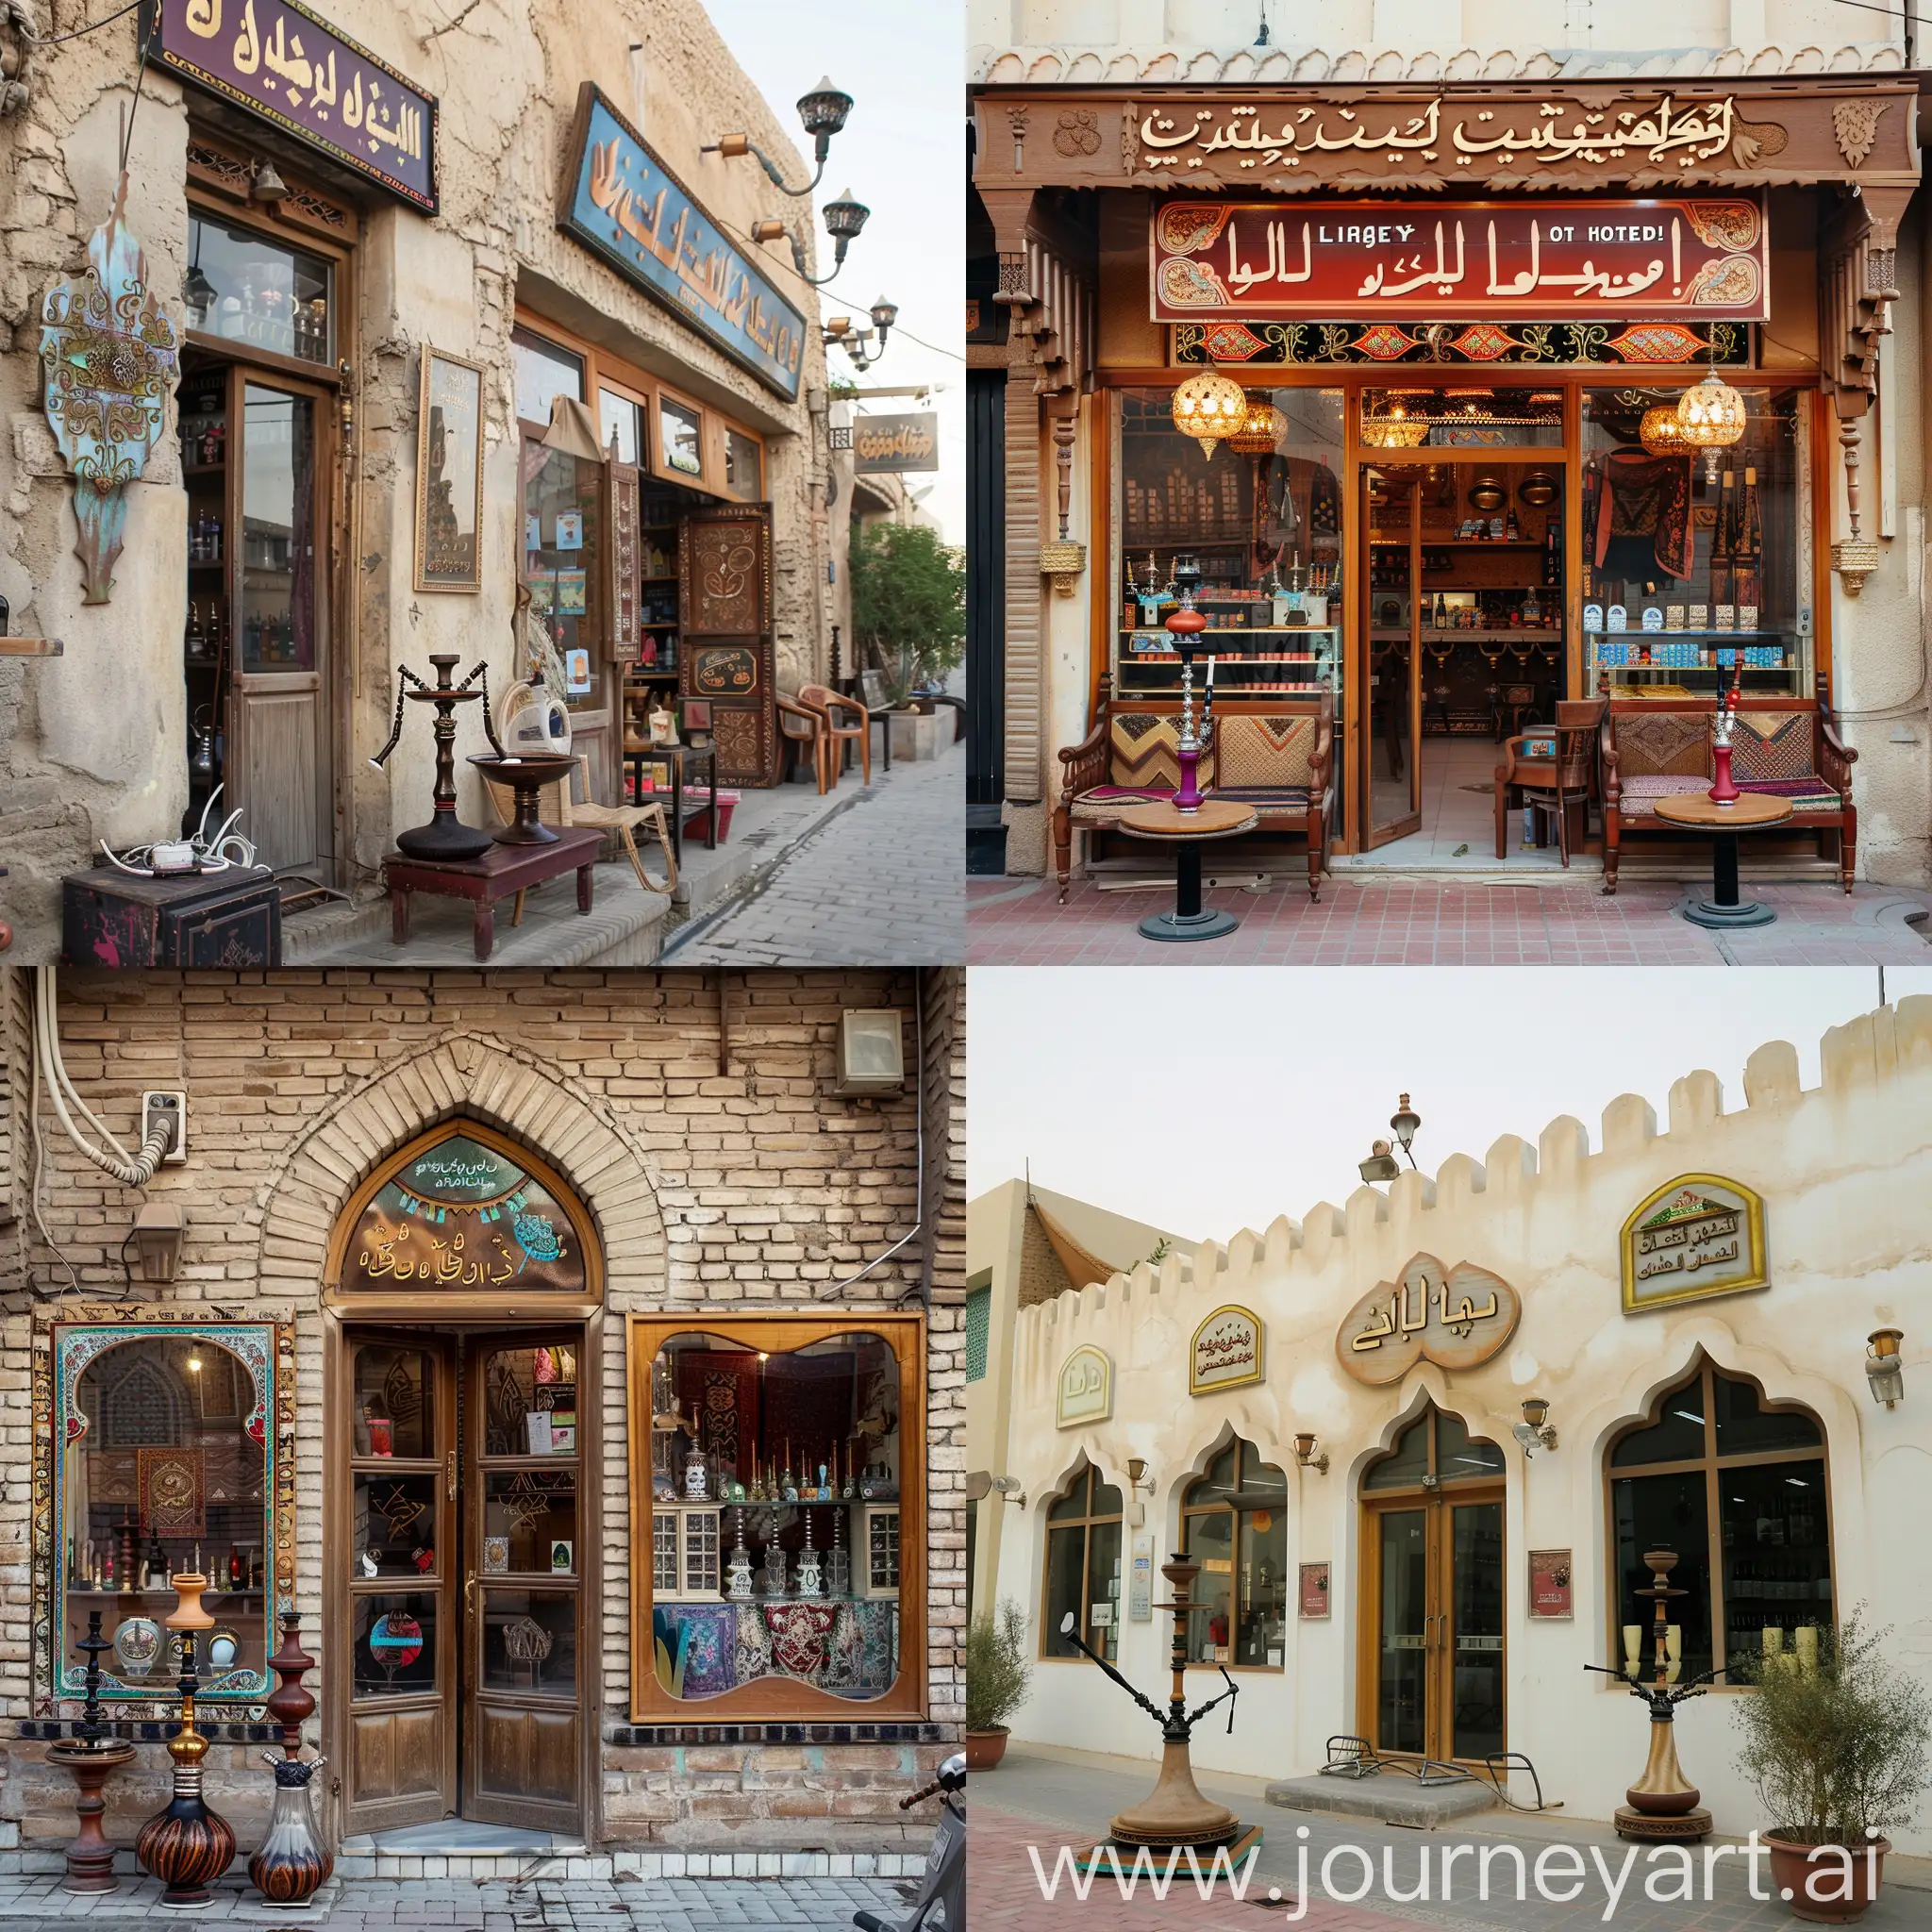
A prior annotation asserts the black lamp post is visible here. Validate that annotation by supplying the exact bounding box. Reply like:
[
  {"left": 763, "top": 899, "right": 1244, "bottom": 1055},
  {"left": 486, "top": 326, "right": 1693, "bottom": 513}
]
[{"left": 1359, "top": 1092, "right": 1422, "bottom": 1183}]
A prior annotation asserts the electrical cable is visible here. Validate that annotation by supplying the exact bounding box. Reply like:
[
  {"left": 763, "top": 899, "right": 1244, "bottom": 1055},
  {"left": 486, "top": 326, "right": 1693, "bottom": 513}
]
[
  {"left": 31, "top": 0, "right": 143, "bottom": 44},
  {"left": 34, "top": 965, "right": 176, "bottom": 1187},
  {"left": 26, "top": 1007, "right": 79, "bottom": 1299}
]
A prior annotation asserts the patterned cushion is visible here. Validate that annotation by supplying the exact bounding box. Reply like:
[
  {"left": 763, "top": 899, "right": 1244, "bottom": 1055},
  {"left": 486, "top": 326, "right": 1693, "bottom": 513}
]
[
  {"left": 1610, "top": 711, "right": 1709, "bottom": 778},
  {"left": 1070, "top": 786, "right": 1172, "bottom": 824},
  {"left": 1730, "top": 712, "right": 1812, "bottom": 782},
  {"left": 1740, "top": 778, "right": 1843, "bottom": 811},
  {"left": 1614, "top": 774, "right": 1709, "bottom": 815},
  {"left": 1108, "top": 714, "right": 1214, "bottom": 791},
  {"left": 1214, "top": 785, "right": 1311, "bottom": 812},
  {"left": 1213, "top": 713, "right": 1318, "bottom": 791}
]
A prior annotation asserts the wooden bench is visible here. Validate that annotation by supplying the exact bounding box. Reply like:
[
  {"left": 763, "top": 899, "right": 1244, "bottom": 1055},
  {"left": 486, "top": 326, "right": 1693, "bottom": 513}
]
[
  {"left": 1053, "top": 676, "right": 1333, "bottom": 903},
  {"left": 1601, "top": 678, "right": 1857, "bottom": 894}
]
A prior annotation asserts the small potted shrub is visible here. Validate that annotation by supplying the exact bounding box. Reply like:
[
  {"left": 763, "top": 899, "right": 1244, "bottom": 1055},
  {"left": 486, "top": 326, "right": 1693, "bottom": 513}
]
[
  {"left": 965, "top": 1599, "right": 1032, "bottom": 1772},
  {"left": 1732, "top": 1609, "right": 1930, "bottom": 1924}
]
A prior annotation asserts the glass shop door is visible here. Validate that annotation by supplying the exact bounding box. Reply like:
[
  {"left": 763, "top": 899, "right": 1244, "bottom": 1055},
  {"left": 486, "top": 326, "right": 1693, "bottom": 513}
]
[
  {"left": 1360, "top": 469, "right": 1423, "bottom": 846},
  {"left": 1366, "top": 1489, "right": 1506, "bottom": 1762}
]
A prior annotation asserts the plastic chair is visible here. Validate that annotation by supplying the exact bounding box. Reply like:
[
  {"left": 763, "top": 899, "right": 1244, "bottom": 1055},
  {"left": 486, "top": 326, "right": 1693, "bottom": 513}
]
[
  {"left": 776, "top": 694, "right": 829, "bottom": 792},
  {"left": 798, "top": 683, "right": 871, "bottom": 786}
]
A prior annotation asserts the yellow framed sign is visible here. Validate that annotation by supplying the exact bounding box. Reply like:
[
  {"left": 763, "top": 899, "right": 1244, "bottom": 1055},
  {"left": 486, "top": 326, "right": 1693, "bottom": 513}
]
[
  {"left": 1621, "top": 1174, "right": 1768, "bottom": 1313},
  {"left": 1189, "top": 1305, "right": 1265, "bottom": 1396}
]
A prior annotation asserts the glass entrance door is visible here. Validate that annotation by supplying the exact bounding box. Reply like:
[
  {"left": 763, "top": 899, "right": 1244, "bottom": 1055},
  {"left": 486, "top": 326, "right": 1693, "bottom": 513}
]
[{"left": 1361, "top": 470, "right": 1422, "bottom": 845}]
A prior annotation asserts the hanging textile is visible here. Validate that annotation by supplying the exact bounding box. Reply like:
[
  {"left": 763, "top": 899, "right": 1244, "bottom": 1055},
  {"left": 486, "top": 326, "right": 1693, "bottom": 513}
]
[{"left": 1590, "top": 449, "right": 1692, "bottom": 579}]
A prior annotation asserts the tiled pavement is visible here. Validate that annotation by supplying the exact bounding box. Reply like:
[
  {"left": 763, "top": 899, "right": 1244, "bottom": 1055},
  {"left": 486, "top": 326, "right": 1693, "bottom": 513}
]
[
  {"left": 969, "top": 872, "right": 1932, "bottom": 966},
  {"left": 972, "top": 1749, "right": 1932, "bottom": 1928},
  {"left": 664, "top": 741, "right": 964, "bottom": 966},
  {"left": 0, "top": 1871, "right": 904, "bottom": 1930}
]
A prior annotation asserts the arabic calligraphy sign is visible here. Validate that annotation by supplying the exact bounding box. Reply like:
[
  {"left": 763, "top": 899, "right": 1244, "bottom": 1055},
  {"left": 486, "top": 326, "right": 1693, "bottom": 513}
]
[
  {"left": 1190, "top": 1306, "right": 1265, "bottom": 1396},
  {"left": 140, "top": 0, "right": 437, "bottom": 213},
  {"left": 341, "top": 1130, "right": 587, "bottom": 1296},
  {"left": 558, "top": 84, "right": 807, "bottom": 402},
  {"left": 1620, "top": 1174, "right": 1767, "bottom": 1314},
  {"left": 1152, "top": 198, "right": 1767, "bottom": 323},
  {"left": 852, "top": 412, "right": 941, "bottom": 475},
  {"left": 1337, "top": 1254, "right": 1521, "bottom": 1386},
  {"left": 1056, "top": 1344, "right": 1113, "bottom": 1428}
]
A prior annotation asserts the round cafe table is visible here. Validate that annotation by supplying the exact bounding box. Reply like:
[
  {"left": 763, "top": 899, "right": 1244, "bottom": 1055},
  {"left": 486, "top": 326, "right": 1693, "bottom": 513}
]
[
  {"left": 1116, "top": 798, "right": 1258, "bottom": 942},
  {"left": 1651, "top": 791, "right": 1793, "bottom": 929}
]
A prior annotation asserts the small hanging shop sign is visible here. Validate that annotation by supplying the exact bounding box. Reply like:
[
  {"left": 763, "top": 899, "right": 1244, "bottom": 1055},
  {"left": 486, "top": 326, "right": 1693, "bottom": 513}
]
[
  {"left": 558, "top": 83, "right": 807, "bottom": 402},
  {"left": 1298, "top": 1561, "right": 1330, "bottom": 1619},
  {"left": 1055, "top": 1344, "right": 1113, "bottom": 1428},
  {"left": 1190, "top": 1305, "right": 1264, "bottom": 1395},
  {"left": 852, "top": 412, "right": 941, "bottom": 474},
  {"left": 1621, "top": 1174, "right": 1768, "bottom": 1313},
  {"left": 140, "top": 0, "right": 439, "bottom": 213},
  {"left": 1152, "top": 198, "right": 1768, "bottom": 324},
  {"left": 1529, "top": 1549, "right": 1574, "bottom": 1619},
  {"left": 38, "top": 176, "right": 180, "bottom": 605},
  {"left": 1338, "top": 1253, "right": 1521, "bottom": 1385}
]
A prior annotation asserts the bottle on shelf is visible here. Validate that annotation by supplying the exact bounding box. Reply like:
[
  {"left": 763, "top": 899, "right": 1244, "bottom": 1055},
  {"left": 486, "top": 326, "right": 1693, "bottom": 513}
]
[{"left": 1543, "top": 515, "right": 1560, "bottom": 588}]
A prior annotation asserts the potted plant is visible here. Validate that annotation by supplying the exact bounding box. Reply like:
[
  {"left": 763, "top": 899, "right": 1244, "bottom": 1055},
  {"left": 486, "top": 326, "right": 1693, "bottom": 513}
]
[
  {"left": 965, "top": 1599, "right": 1032, "bottom": 1772},
  {"left": 1732, "top": 1610, "right": 1930, "bottom": 1924}
]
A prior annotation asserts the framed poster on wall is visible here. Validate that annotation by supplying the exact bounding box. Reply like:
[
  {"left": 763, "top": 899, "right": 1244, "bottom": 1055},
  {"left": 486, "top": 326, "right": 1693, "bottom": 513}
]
[{"left": 413, "top": 349, "right": 485, "bottom": 591}]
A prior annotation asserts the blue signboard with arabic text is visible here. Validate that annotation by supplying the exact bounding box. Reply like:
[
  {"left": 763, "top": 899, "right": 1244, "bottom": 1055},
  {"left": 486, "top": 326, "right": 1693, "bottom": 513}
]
[{"left": 558, "top": 84, "right": 805, "bottom": 403}]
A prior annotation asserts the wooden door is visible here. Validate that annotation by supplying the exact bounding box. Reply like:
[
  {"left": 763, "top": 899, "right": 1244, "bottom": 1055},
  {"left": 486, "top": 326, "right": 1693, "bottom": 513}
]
[
  {"left": 1360, "top": 468, "right": 1423, "bottom": 847},
  {"left": 679, "top": 502, "right": 777, "bottom": 787},
  {"left": 227, "top": 366, "right": 334, "bottom": 876},
  {"left": 341, "top": 1331, "right": 458, "bottom": 1834},
  {"left": 462, "top": 1333, "right": 584, "bottom": 1832}
]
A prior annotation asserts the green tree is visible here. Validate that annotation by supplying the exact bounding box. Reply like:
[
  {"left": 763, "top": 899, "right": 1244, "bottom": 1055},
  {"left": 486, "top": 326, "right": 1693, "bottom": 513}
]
[{"left": 849, "top": 519, "right": 965, "bottom": 697}]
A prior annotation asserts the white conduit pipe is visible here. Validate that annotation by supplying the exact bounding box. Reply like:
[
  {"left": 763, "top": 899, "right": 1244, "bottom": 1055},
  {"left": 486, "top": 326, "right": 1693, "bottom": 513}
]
[{"left": 33, "top": 965, "right": 175, "bottom": 1188}]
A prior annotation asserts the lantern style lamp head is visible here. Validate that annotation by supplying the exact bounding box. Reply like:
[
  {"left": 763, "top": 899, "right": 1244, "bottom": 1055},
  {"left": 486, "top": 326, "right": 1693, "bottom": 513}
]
[
  {"left": 1640, "top": 404, "right": 1691, "bottom": 459},
  {"left": 1866, "top": 1328, "right": 1906, "bottom": 1408},
  {"left": 1172, "top": 370, "right": 1249, "bottom": 460},
  {"left": 1676, "top": 369, "right": 1746, "bottom": 479},
  {"left": 1360, "top": 399, "right": 1428, "bottom": 449},
  {"left": 1227, "top": 397, "right": 1285, "bottom": 458},
  {"left": 1293, "top": 1432, "right": 1330, "bottom": 1474},
  {"left": 1126, "top": 1457, "right": 1154, "bottom": 1493},
  {"left": 1514, "top": 1397, "right": 1558, "bottom": 1457},
  {"left": 1390, "top": 1092, "right": 1422, "bottom": 1158},
  {"left": 797, "top": 76, "right": 855, "bottom": 158},
  {"left": 868, "top": 294, "right": 898, "bottom": 342}
]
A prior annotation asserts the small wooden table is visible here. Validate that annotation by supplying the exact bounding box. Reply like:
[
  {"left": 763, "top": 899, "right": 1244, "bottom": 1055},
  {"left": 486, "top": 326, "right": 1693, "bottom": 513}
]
[
  {"left": 1652, "top": 791, "right": 1793, "bottom": 929},
  {"left": 1116, "top": 798, "right": 1258, "bottom": 942},
  {"left": 385, "top": 826, "right": 602, "bottom": 961}
]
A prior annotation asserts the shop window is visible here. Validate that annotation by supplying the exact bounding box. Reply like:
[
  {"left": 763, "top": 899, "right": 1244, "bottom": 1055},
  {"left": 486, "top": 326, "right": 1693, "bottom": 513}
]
[
  {"left": 1581, "top": 386, "right": 1809, "bottom": 696},
  {"left": 42, "top": 1319, "right": 294, "bottom": 1707},
  {"left": 521, "top": 442, "right": 604, "bottom": 713},
  {"left": 337, "top": 1125, "right": 591, "bottom": 1297},
  {"left": 185, "top": 210, "right": 332, "bottom": 364},
  {"left": 1041, "top": 1464, "right": 1124, "bottom": 1663},
  {"left": 513, "top": 326, "right": 584, "bottom": 425},
  {"left": 659, "top": 395, "right": 704, "bottom": 479},
  {"left": 1362, "top": 386, "right": 1563, "bottom": 450},
  {"left": 1363, "top": 1405, "right": 1506, "bottom": 1491},
  {"left": 1179, "top": 1440, "right": 1288, "bottom": 1671},
  {"left": 724, "top": 426, "right": 762, "bottom": 500},
  {"left": 626, "top": 1315, "right": 924, "bottom": 1718},
  {"left": 1113, "top": 385, "right": 1344, "bottom": 703},
  {"left": 1606, "top": 1359, "right": 1829, "bottom": 1686},
  {"left": 600, "top": 389, "right": 642, "bottom": 468}
]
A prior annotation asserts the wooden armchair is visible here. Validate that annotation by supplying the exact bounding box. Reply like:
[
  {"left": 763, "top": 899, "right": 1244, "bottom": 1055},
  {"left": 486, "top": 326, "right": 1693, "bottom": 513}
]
[
  {"left": 776, "top": 693, "right": 829, "bottom": 792},
  {"left": 799, "top": 682, "right": 872, "bottom": 786},
  {"left": 1494, "top": 697, "right": 1604, "bottom": 867},
  {"left": 481, "top": 755, "right": 676, "bottom": 924}
]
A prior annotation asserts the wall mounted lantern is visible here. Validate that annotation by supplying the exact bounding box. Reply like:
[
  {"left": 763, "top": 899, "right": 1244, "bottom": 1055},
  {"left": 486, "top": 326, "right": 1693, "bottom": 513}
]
[
  {"left": 1514, "top": 1397, "right": 1558, "bottom": 1457},
  {"left": 1867, "top": 1328, "right": 1906, "bottom": 1408},
  {"left": 1292, "top": 1433, "right": 1329, "bottom": 1475}
]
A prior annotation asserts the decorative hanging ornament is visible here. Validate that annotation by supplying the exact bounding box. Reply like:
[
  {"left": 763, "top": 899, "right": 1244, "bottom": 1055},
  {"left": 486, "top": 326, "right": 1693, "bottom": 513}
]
[
  {"left": 1639, "top": 406, "right": 1691, "bottom": 459},
  {"left": 1171, "top": 369, "right": 1248, "bottom": 460},
  {"left": 1226, "top": 397, "right": 1284, "bottom": 458},
  {"left": 1359, "top": 400, "right": 1428, "bottom": 450},
  {"left": 1675, "top": 368, "right": 1746, "bottom": 479}
]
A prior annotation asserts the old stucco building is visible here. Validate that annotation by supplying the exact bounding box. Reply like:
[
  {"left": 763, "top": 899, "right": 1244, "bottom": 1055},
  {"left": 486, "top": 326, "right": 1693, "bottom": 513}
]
[
  {"left": 0, "top": 964, "right": 965, "bottom": 1874},
  {"left": 2, "top": 0, "right": 864, "bottom": 953}
]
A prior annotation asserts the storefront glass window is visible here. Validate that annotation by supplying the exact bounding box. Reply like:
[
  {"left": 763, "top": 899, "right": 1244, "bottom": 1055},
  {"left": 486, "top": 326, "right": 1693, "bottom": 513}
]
[
  {"left": 513, "top": 328, "right": 584, "bottom": 425},
  {"left": 642, "top": 1327, "right": 908, "bottom": 1707},
  {"left": 724, "top": 427, "right": 762, "bottom": 500},
  {"left": 660, "top": 397, "right": 704, "bottom": 479},
  {"left": 599, "top": 390, "right": 642, "bottom": 467},
  {"left": 1115, "top": 386, "right": 1345, "bottom": 702},
  {"left": 185, "top": 211, "right": 332, "bottom": 363},
  {"left": 239, "top": 385, "right": 316, "bottom": 673},
  {"left": 523, "top": 444, "right": 604, "bottom": 712},
  {"left": 1607, "top": 1360, "right": 1828, "bottom": 1683},
  {"left": 1180, "top": 1441, "right": 1287, "bottom": 1671},
  {"left": 1581, "top": 386, "right": 1809, "bottom": 695},
  {"left": 1041, "top": 1464, "right": 1123, "bottom": 1662},
  {"left": 1363, "top": 387, "right": 1563, "bottom": 450}
]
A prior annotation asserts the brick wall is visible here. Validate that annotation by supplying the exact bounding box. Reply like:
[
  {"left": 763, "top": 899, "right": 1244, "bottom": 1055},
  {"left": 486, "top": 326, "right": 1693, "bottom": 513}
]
[{"left": 0, "top": 967, "right": 963, "bottom": 1856}]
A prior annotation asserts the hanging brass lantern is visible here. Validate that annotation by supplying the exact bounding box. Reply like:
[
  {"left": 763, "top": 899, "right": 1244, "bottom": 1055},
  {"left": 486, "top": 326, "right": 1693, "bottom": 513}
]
[
  {"left": 1639, "top": 405, "right": 1691, "bottom": 458},
  {"left": 1675, "top": 369, "right": 1746, "bottom": 478},
  {"left": 1227, "top": 397, "right": 1284, "bottom": 458},
  {"left": 1171, "top": 369, "right": 1249, "bottom": 459},
  {"left": 1359, "top": 400, "right": 1428, "bottom": 450}
]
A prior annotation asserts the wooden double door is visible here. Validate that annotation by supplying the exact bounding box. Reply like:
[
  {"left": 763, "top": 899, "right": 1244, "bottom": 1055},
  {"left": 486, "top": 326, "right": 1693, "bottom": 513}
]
[{"left": 340, "top": 1328, "right": 586, "bottom": 1836}]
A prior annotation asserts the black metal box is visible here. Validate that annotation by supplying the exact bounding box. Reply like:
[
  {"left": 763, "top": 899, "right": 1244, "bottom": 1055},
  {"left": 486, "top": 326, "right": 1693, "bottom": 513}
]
[{"left": 61, "top": 867, "right": 281, "bottom": 969}]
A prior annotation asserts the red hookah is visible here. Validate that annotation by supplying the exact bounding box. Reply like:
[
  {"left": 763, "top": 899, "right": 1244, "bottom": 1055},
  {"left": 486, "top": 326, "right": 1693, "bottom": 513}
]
[
  {"left": 1707, "top": 674, "right": 1742, "bottom": 806},
  {"left": 1169, "top": 600, "right": 1208, "bottom": 813}
]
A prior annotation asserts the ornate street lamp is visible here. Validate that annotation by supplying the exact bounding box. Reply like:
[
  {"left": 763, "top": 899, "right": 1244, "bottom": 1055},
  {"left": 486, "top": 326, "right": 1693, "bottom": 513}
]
[{"left": 704, "top": 75, "right": 853, "bottom": 196}]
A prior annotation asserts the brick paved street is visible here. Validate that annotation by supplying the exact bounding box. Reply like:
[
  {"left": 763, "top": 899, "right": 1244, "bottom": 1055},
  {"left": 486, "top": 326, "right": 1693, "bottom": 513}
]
[
  {"left": 970, "top": 1749, "right": 1932, "bottom": 1929},
  {"left": 0, "top": 1872, "right": 905, "bottom": 1930},
  {"left": 666, "top": 742, "right": 964, "bottom": 965},
  {"left": 969, "top": 873, "right": 1932, "bottom": 966}
]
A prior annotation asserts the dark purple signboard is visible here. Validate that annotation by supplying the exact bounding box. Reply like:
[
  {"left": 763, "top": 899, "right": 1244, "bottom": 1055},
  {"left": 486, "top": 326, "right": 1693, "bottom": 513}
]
[{"left": 141, "top": 0, "right": 437, "bottom": 213}]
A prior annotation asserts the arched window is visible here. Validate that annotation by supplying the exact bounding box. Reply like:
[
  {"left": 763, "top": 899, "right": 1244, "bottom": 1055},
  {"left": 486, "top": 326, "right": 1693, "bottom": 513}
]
[
  {"left": 1180, "top": 1440, "right": 1288, "bottom": 1673},
  {"left": 1363, "top": 1406, "right": 1507, "bottom": 1490},
  {"left": 1607, "top": 1359, "right": 1830, "bottom": 1685},
  {"left": 1041, "top": 1464, "right": 1123, "bottom": 1661}
]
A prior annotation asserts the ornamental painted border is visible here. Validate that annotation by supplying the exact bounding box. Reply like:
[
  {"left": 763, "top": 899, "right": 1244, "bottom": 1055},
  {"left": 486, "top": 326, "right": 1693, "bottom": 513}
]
[
  {"left": 32, "top": 1307, "right": 298, "bottom": 1713},
  {"left": 1172, "top": 318, "right": 1751, "bottom": 367}
]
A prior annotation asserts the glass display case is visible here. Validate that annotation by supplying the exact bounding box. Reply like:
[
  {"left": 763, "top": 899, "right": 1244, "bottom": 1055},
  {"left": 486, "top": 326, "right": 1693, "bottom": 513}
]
[
  {"left": 184, "top": 211, "right": 333, "bottom": 364},
  {"left": 1581, "top": 386, "right": 1811, "bottom": 698},
  {"left": 1114, "top": 386, "right": 1344, "bottom": 701}
]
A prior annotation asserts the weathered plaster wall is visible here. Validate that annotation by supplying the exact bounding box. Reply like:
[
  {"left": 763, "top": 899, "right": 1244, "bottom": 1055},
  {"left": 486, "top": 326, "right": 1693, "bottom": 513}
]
[
  {"left": 0, "top": 967, "right": 963, "bottom": 1857},
  {"left": 1, "top": 0, "right": 835, "bottom": 942},
  {"left": 988, "top": 998, "right": 1932, "bottom": 1852}
]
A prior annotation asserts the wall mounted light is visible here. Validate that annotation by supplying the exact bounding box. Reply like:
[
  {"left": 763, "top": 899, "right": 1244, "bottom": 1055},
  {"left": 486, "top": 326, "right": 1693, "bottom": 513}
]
[
  {"left": 1513, "top": 1397, "right": 1558, "bottom": 1457},
  {"left": 833, "top": 1008, "right": 904, "bottom": 1095},
  {"left": 990, "top": 1475, "right": 1026, "bottom": 1508},
  {"left": 249, "top": 158, "right": 288, "bottom": 205},
  {"left": 1125, "top": 1457, "right": 1155, "bottom": 1493},
  {"left": 704, "top": 76, "right": 853, "bottom": 196},
  {"left": 1292, "top": 1433, "right": 1329, "bottom": 1475},
  {"left": 1867, "top": 1328, "right": 1906, "bottom": 1408},
  {"left": 130, "top": 1201, "right": 187, "bottom": 1285},
  {"left": 1359, "top": 1093, "right": 1422, "bottom": 1184}
]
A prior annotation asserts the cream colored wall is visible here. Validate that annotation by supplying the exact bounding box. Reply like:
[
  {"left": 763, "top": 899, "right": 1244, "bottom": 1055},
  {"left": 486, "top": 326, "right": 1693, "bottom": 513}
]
[{"left": 987, "top": 999, "right": 1932, "bottom": 1851}]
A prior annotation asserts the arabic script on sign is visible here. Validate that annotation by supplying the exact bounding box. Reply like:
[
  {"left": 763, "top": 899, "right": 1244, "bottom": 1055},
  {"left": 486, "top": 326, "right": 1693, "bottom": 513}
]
[{"left": 1337, "top": 1256, "right": 1522, "bottom": 1385}]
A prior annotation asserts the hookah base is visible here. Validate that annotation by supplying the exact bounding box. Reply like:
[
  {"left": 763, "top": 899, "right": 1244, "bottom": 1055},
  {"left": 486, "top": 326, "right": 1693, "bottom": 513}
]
[
  {"left": 394, "top": 819, "right": 496, "bottom": 862},
  {"left": 1614, "top": 1805, "right": 1711, "bottom": 1843},
  {"left": 1073, "top": 1824, "right": 1262, "bottom": 1877}
]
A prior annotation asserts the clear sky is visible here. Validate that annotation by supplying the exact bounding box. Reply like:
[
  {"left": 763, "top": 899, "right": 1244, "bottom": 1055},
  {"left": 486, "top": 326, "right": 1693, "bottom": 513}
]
[
  {"left": 968, "top": 967, "right": 1932, "bottom": 1242},
  {"left": 700, "top": 1, "right": 964, "bottom": 543}
]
